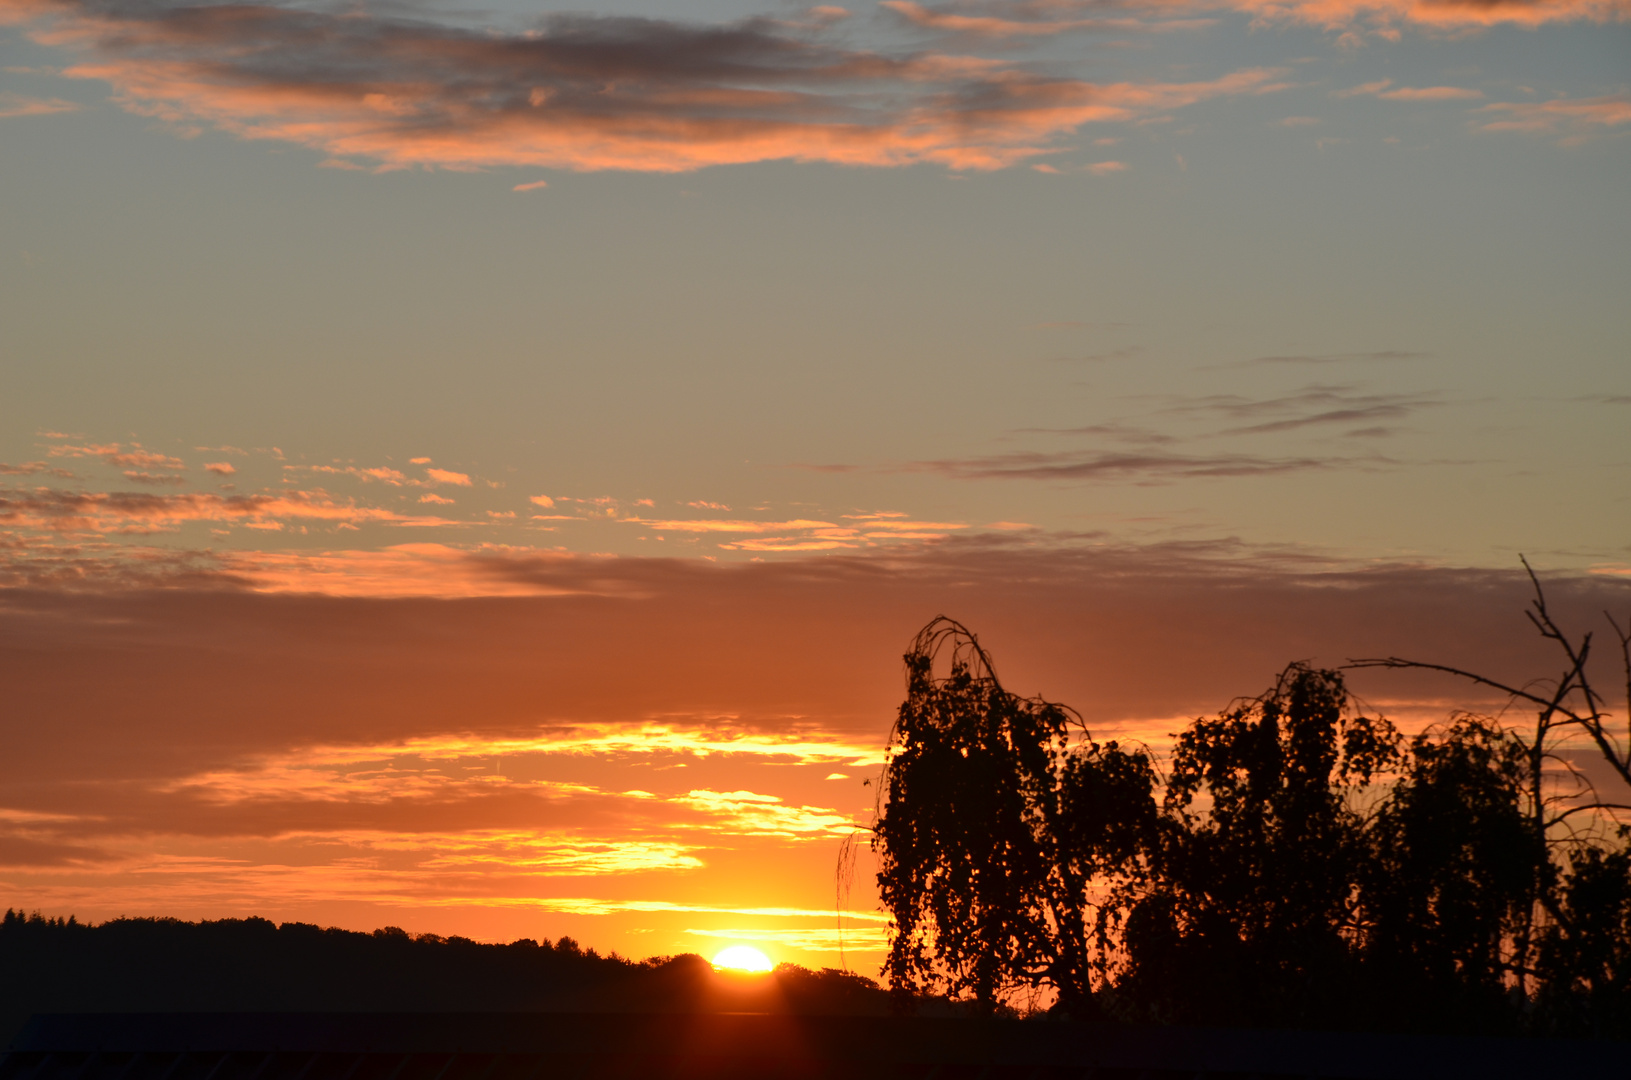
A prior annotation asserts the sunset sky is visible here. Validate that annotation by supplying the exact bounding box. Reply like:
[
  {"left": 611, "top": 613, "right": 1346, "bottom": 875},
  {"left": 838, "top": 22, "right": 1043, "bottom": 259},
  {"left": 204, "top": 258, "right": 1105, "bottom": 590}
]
[{"left": 1, "top": 0, "right": 1627, "bottom": 976}]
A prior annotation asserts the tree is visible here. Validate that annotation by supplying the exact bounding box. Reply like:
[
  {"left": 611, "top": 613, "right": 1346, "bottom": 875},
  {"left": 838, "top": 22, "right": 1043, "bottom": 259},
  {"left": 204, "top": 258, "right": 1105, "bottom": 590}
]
[
  {"left": 1116, "top": 665, "right": 1399, "bottom": 1026},
  {"left": 868, "top": 565, "right": 1631, "bottom": 1032},
  {"left": 870, "top": 617, "right": 1158, "bottom": 1016}
]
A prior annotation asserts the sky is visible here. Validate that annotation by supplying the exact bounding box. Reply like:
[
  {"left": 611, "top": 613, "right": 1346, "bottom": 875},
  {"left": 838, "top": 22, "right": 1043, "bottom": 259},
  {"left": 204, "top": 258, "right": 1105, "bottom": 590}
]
[{"left": 0, "top": 0, "right": 1628, "bottom": 976}]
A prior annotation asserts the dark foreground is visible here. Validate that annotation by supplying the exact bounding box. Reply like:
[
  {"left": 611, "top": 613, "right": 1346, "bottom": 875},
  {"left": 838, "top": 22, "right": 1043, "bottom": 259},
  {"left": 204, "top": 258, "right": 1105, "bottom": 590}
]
[{"left": 4, "top": 1013, "right": 1624, "bottom": 1080}]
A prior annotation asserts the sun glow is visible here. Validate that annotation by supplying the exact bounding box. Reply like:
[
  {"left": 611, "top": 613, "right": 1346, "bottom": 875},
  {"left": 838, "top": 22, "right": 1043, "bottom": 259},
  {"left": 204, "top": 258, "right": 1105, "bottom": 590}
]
[{"left": 711, "top": 945, "right": 774, "bottom": 973}]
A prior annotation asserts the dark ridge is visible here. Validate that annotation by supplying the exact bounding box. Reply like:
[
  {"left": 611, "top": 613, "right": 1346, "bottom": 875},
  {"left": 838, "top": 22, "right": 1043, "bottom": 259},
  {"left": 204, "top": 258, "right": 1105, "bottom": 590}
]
[{"left": 0, "top": 911, "right": 893, "bottom": 1044}]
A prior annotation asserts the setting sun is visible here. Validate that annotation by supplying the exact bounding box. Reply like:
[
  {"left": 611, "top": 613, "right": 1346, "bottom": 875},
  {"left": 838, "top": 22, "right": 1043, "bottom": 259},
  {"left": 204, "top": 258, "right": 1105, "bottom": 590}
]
[{"left": 711, "top": 946, "right": 774, "bottom": 973}]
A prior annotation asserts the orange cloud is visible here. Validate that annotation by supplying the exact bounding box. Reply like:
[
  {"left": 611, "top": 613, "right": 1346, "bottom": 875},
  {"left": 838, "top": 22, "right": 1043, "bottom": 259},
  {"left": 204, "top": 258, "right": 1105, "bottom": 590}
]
[
  {"left": 0, "top": 90, "right": 79, "bottom": 116},
  {"left": 5, "top": 0, "right": 1293, "bottom": 173},
  {"left": 881, "top": 0, "right": 1214, "bottom": 36},
  {"left": 1211, "top": 0, "right": 1624, "bottom": 29},
  {"left": 0, "top": 486, "right": 451, "bottom": 534},
  {"left": 883, "top": 0, "right": 1621, "bottom": 38},
  {"left": 203, "top": 462, "right": 236, "bottom": 475},
  {"left": 683, "top": 926, "right": 890, "bottom": 951},
  {"left": 49, "top": 442, "right": 185, "bottom": 469},
  {"left": 0, "top": 461, "right": 75, "bottom": 479},
  {"left": 1478, "top": 94, "right": 1631, "bottom": 135},
  {"left": 1376, "top": 85, "right": 1482, "bottom": 100},
  {"left": 425, "top": 468, "right": 472, "bottom": 486},
  {"left": 675, "top": 790, "right": 857, "bottom": 838},
  {"left": 630, "top": 518, "right": 842, "bottom": 534},
  {"left": 216, "top": 543, "right": 581, "bottom": 598}
]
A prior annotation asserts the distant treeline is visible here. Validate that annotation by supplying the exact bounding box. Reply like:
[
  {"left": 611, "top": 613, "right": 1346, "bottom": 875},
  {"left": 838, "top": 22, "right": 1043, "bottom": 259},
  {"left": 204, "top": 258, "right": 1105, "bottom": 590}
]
[{"left": 0, "top": 910, "right": 890, "bottom": 1041}]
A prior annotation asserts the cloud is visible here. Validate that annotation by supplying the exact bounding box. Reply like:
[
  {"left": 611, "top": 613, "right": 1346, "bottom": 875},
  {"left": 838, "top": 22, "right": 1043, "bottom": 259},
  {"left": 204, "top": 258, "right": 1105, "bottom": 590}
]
[
  {"left": 48, "top": 442, "right": 185, "bottom": 470},
  {"left": 896, "top": 0, "right": 1623, "bottom": 39},
  {"left": 1478, "top": 95, "right": 1631, "bottom": 136},
  {"left": 0, "top": 461, "right": 76, "bottom": 479},
  {"left": 1376, "top": 85, "right": 1482, "bottom": 101},
  {"left": 0, "top": 90, "right": 79, "bottom": 117},
  {"left": 881, "top": 0, "right": 1213, "bottom": 37},
  {"left": 419, "top": 493, "right": 455, "bottom": 505},
  {"left": 624, "top": 514, "right": 969, "bottom": 549},
  {"left": 626, "top": 518, "right": 844, "bottom": 534},
  {"left": 0, "top": 486, "right": 453, "bottom": 534},
  {"left": 8, "top": 0, "right": 1289, "bottom": 173},
  {"left": 1156, "top": 385, "right": 1447, "bottom": 436},
  {"left": 529, "top": 495, "right": 556, "bottom": 508},
  {"left": 1336, "top": 79, "right": 1482, "bottom": 100},
  {"left": 512, "top": 179, "right": 549, "bottom": 192},
  {"left": 425, "top": 468, "right": 472, "bottom": 486},
  {"left": 1213, "top": 0, "right": 1624, "bottom": 30},
  {"left": 203, "top": 462, "right": 236, "bottom": 475},
  {"left": 293, "top": 464, "right": 409, "bottom": 485},
  {"left": 122, "top": 470, "right": 187, "bottom": 486},
  {"left": 675, "top": 789, "right": 856, "bottom": 837},
  {"left": 1233, "top": 350, "right": 1430, "bottom": 366},
  {"left": 683, "top": 926, "right": 890, "bottom": 951},
  {"left": 907, "top": 448, "right": 1342, "bottom": 482},
  {"left": 1087, "top": 160, "right": 1127, "bottom": 174}
]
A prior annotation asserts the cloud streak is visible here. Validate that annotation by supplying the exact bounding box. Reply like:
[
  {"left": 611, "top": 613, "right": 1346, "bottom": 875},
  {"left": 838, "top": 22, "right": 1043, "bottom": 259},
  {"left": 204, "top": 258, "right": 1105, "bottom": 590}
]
[
  {"left": 885, "top": 0, "right": 1624, "bottom": 38},
  {"left": 908, "top": 448, "right": 1343, "bottom": 482},
  {"left": 0, "top": 90, "right": 80, "bottom": 116},
  {"left": 1478, "top": 95, "right": 1631, "bottom": 137},
  {"left": 0, "top": 487, "right": 453, "bottom": 534}
]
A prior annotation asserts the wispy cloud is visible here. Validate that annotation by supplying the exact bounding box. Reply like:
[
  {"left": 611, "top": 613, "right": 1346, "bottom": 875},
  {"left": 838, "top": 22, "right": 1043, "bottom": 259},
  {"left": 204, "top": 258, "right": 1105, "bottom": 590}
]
[
  {"left": 624, "top": 513, "right": 970, "bottom": 549},
  {"left": 48, "top": 442, "right": 185, "bottom": 470},
  {"left": 907, "top": 448, "right": 1344, "bottom": 482},
  {"left": 893, "top": 0, "right": 1623, "bottom": 41},
  {"left": 683, "top": 925, "right": 891, "bottom": 951},
  {"left": 1160, "top": 385, "right": 1447, "bottom": 435},
  {"left": 0, "top": 90, "right": 80, "bottom": 117},
  {"left": 1478, "top": 95, "right": 1631, "bottom": 138},
  {"left": 1207, "top": 0, "right": 1624, "bottom": 31},
  {"left": 881, "top": 0, "right": 1214, "bottom": 37},
  {"left": 1377, "top": 85, "right": 1482, "bottom": 101},
  {"left": 0, "top": 461, "right": 76, "bottom": 479},
  {"left": 1336, "top": 78, "right": 1481, "bottom": 100},
  {"left": 0, "top": 487, "right": 453, "bottom": 534},
  {"left": 1231, "top": 350, "right": 1430, "bottom": 367}
]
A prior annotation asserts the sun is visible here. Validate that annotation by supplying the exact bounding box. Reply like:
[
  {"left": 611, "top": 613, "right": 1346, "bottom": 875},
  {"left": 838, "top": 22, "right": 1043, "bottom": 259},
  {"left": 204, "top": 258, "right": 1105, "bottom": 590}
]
[{"left": 711, "top": 945, "right": 774, "bottom": 973}]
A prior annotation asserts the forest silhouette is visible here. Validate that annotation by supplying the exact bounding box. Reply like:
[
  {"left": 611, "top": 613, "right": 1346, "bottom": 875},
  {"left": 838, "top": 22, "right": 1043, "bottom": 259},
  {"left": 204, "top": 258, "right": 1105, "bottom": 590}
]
[
  {"left": 0, "top": 913, "right": 892, "bottom": 1040},
  {"left": 869, "top": 567, "right": 1631, "bottom": 1036}
]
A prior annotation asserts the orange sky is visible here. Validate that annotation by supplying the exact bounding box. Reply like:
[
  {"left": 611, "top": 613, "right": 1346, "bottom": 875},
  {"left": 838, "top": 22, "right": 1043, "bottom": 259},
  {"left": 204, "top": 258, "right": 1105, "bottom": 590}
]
[
  {"left": 1, "top": 0, "right": 1626, "bottom": 980},
  {"left": 2, "top": 548, "right": 1626, "bottom": 972}
]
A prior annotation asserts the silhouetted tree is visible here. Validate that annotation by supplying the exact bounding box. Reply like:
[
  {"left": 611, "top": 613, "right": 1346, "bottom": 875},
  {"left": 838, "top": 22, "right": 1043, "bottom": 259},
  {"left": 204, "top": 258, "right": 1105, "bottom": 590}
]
[
  {"left": 872, "top": 618, "right": 1159, "bottom": 1017},
  {"left": 1116, "top": 665, "right": 1398, "bottom": 1026},
  {"left": 871, "top": 565, "right": 1631, "bottom": 1034}
]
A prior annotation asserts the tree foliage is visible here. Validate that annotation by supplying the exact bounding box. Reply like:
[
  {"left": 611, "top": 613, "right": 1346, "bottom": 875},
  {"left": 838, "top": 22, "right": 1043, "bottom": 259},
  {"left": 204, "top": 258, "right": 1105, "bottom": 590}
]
[{"left": 870, "top": 573, "right": 1631, "bottom": 1034}]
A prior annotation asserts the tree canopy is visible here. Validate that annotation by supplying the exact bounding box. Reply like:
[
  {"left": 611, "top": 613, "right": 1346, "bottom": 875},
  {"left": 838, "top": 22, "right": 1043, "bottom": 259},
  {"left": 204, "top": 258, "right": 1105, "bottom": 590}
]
[{"left": 870, "top": 575, "right": 1631, "bottom": 1035}]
